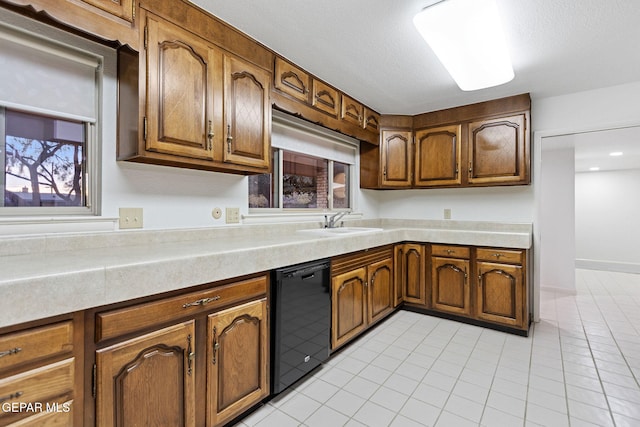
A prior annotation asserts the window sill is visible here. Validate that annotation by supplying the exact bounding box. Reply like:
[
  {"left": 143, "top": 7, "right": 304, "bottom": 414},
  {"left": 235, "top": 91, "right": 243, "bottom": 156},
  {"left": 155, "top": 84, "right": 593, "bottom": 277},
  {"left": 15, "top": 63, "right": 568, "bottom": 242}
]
[{"left": 0, "top": 216, "right": 118, "bottom": 237}]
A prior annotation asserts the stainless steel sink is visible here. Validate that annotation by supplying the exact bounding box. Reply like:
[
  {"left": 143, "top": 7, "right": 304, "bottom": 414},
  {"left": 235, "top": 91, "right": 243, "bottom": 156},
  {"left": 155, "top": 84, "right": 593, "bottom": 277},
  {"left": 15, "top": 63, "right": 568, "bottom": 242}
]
[{"left": 297, "top": 227, "right": 384, "bottom": 237}]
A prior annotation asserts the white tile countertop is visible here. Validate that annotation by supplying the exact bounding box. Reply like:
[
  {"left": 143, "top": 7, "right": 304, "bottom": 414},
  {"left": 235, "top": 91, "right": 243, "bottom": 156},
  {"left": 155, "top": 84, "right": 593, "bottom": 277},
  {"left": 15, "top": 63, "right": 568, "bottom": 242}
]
[{"left": 0, "top": 219, "right": 531, "bottom": 328}]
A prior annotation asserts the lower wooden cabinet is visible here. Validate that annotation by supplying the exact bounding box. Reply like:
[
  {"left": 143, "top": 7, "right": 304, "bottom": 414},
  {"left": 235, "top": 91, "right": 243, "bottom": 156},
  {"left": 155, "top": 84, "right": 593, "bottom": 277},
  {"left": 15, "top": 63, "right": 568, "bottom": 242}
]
[
  {"left": 394, "top": 243, "right": 427, "bottom": 306},
  {"left": 397, "top": 243, "right": 529, "bottom": 334},
  {"left": 331, "top": 247, "right": 394, "bottom": 350},
  {"left": 93, "top": 274, "right": 269, "bottom": 427},
  {"left": 0, "top": 318, "right": 80, "bottom": 426},
  {"left": 207, "top": 299, "right": 268, "bottom": 426},
  {"left": 96, "top": 321, "right": 197, "bottom": 426}
]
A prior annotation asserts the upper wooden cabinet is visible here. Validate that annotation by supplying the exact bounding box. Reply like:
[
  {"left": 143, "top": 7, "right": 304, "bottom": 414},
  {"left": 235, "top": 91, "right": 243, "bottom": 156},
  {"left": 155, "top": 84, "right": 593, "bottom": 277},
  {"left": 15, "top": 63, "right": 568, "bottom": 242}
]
[
  {"left": 144, "top": 12, "right": 221, "bottom": 162},
  {"left": 118, "top": 8, "right": 271, "bottom": 175},
  {"left": 380, "top": 130, "right": 413, "bottom": 188},
  {"left": 81, "top": 0, "right": 134, "bottom": 22},
  {"left": 360, "top": 94, "right": 531, "bottom": 190},
  {"left": 468, "top": 114, "right": 527, "bottom": 185},
  {"left": 414, "top": 124, "right": 462, "bottom": 187},
  {"left": 2, "top": 0, "right": 138, "bottom": 47},
  {"left": 272, "top": 57, "right": 380, "bottom": 145},
  {"left": 223, "top": 55, "right": 271, "bottom": 169}
]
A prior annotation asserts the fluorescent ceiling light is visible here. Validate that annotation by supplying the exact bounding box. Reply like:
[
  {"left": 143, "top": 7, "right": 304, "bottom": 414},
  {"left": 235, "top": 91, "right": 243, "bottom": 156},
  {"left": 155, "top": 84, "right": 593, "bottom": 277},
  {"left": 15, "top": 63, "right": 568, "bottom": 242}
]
[
  {"left": 609, "top": 151, "right": 623, "bottom": 156},
  {"left": 413, "top": 0, "right": 514, "bottom": 91},
  {"left": 589, "top": 167, "right": 600, "bottom": 171}
]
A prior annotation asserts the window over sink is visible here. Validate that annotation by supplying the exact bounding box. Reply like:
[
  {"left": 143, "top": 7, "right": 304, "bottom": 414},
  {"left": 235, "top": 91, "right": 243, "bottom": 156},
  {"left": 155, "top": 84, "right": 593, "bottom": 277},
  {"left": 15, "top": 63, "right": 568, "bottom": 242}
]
[{"left": 248, "top": 111, "right": 356, "bottom": 211}]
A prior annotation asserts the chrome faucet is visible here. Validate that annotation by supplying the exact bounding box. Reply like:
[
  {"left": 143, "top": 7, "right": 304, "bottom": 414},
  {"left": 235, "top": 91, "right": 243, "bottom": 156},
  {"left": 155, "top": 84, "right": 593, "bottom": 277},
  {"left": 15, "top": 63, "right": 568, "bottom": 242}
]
[{"left": 324, "top": 211, "right": 349, "bottom": 228}]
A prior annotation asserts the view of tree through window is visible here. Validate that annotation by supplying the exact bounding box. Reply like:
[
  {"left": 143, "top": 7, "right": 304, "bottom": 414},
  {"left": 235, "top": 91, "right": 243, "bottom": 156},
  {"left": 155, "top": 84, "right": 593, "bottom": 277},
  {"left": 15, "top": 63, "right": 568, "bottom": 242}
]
[{"left": 2, "top": 109, "right": 86, "bottom": 207}]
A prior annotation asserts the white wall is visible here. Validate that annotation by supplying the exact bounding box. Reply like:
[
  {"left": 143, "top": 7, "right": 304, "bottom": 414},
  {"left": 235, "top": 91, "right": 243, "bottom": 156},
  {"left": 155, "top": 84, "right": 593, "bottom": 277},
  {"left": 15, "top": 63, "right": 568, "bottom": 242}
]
[
  {"left": 575, "top": 168, "right": 640, "bottom": 272},
  {"left": 539, "top": 142, "right": 575, "bottom": 291}
]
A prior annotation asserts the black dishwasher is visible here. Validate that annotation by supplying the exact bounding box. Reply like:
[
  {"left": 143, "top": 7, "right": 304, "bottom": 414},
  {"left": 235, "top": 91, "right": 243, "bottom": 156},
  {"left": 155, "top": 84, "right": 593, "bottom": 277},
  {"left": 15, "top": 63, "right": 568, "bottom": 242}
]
[{"left": 271, "top": 259, "right": 331, "bottom": 394}]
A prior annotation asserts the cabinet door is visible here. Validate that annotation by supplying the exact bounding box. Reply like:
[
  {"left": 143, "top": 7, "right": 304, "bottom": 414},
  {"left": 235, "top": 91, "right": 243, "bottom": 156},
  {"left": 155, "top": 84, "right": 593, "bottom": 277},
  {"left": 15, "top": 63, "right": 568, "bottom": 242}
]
[
  {"left": 476, "top": 262, "right": 524, "bottom": 328},
  {"left": 363, "top": 108, "right": 380, "bottom": 133},
  {"left": 223, "top": 55, "right": 271, "bottom": 169},
  {"left": 468, "top": 114, "right": 528, "bottom": 185},
  {"left": 415, "top": 125, "right": 462, "bottom": 187},
  {"left": 207, "top": 299, "right": 268, "bottom": 427},
  {"left": 96, "top": 321, "right": 196, "bottom": 427},
  {"left": 274, "top": 57, "right": 310, "bottom": 103},
  {"left": 431, "top": 257, "right": 471, "bottom": 316},
  {"left": 367, "top": 258, "right": 394, "bottom": 325},
  {"left": 331, "top": 267, "right": 367, "bottom": 349},
  {"left": 145, "top": 13, "right": 221, "bottom": 161},
  {"left": 381, "top": 130, "right": 413, "bottom": 188},
  {"left": 82, "top": 0, "right": 134, "bottom": 22},
  {"left": 396, "top": 244, "right": 426, "bottom": 306},
  {"left": 341, "top": 94, "right": 363, "bottom": 127},
  {"left": 312, "top": 80, "right": 339, "bottom": 116}
]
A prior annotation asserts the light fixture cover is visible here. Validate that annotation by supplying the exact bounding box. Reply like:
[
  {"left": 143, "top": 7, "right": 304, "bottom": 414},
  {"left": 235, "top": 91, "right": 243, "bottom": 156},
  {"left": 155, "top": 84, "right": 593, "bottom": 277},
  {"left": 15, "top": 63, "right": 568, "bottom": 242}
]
[{"left": 413, "top": 0, "right": 514, "bottom": 91}]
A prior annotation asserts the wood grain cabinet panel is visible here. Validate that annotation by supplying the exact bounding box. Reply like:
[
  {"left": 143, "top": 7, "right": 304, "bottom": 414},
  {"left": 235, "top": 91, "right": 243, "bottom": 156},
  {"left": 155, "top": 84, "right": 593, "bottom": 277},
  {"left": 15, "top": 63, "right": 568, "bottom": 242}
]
[
  {"left": 312, "top": 80, "right": 340, "bottom": 116},
  {"left": 274, "top": 57, "right": 310, "bottom": 103},
  {"left": 340, "top": 94, "right": 363, "bottom": 127},
  {"left": 363, "top": 108, "right": 380, "bottom": 133},
  {"left": 331, "top": 268, "right": 367, "bottom": 349},
  {"left": 207, "top": 299, "right": 268, "bottom": 426},
  {"left": 468, "top": 114, "right": 528, "bottom": 185},
  {"left": 367, "top": 258, "right": 394, "bottom": 324},
  {"left": 380, "top": 130, "right": 413, "bottom": 188},
  {"left": 144, "top": 11, "right": 220, "bottom": 161},
  {"left": 431, "top": 257, "right": 471, "bottom": 316},
  {"left": 476, "top": 262, "right": 524, "bottom": 328},
  {"left": 414, "top": 125, "right": 462, "bottom": 187},
  {"left": 223, "top": 54, "right": 271, "bottom": 170},
  {"left": 0, "top": 321, "right": 73, "bottom": 372},
  {"left": 96, "top": 321, "right": 197, "bottom": 427},
  {"left": 394, "top": 244, "right": 427, "bottom": 306},
  {"left": 81, "top": 0, "right": 134, "bottom": 22}
]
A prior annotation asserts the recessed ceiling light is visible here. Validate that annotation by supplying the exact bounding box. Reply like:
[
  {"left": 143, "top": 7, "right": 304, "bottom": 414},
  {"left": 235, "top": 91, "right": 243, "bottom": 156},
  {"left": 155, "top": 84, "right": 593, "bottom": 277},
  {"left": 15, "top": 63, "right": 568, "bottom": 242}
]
[
  {"left": 589, "top": 167, "right": 600, "bottom": 171},
  {"left": 609, "top": 151, "right": 623, "bottom": 156},
  {"left": 413, "top": 0, "right": 514, "bottom": 91}
]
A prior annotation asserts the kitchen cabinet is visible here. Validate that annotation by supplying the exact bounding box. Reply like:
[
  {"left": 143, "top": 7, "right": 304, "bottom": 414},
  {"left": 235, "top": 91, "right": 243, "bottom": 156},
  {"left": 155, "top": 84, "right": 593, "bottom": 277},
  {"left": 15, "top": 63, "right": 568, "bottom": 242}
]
[
  {"left": 414, "top": 124, "right": 462, "bottom": 187},
  {"left": 207, "top": 299, "right": 268, "bottom": 426},
  {"left": 380, "top": 130, "right": 414, "bottom": 188},
  {"left": 430, "top": 245, "right": 471, "bottom": 316},
  {"left": 361, "top": 94, "right": 531, "bottom": 189},
  {"left": 341, "top": 94, "right": 364, "bottom": 127},
  {"left": 331, "top": 246, "right": 394, "bottom": 350},
  {"left": 363, "top": 108, "right": 381, "bottom": 133},
  {"left": 118, "top": 7, "right": 272, "bottom": 175},
  {"left": 394, "top": 243, "right": 427, "bottom": 306},
  {"left": 475, "top": 248, "right": 527, "bottom": 329},
  {"left": 93, "top": 274, "right": 269, "bottom": 427},
  {"left": 312, "top": 80, "right": 340, "bottom": 116},
  {"left": 274, "top": 57, "right": 311, "bottom": 103},
  {"left": 468, "top": 114, "right": 528, "bottom": 185},
  {"left": 1, "top": 0, "right": 138, "bottom": 47},
  {"left": 0, "top": 317, "right": 80, "bottom": 426}
]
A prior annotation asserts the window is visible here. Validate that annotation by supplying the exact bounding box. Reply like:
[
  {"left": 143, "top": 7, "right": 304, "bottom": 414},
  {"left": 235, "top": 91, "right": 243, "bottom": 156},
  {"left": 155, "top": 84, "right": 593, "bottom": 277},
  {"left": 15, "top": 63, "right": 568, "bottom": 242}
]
[
  {"left": 249, "top": 112, "right": 357, "bottom": 211},
  {"left": 0, "top": 18, "right": 101, "bottom": 215},
  {"left": 2, "top": 109, "right": 87, "bottom": 207}
]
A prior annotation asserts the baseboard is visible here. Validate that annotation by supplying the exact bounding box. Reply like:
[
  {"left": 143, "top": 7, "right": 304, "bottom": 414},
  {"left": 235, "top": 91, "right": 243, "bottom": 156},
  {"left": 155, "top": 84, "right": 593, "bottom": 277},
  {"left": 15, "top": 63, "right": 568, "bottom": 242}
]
[
  {"left": 575, "top": 259, "right": 640, "bottom": 274},
  {"left": 540, "top": 285, "right": 577, "bottom": 295}
]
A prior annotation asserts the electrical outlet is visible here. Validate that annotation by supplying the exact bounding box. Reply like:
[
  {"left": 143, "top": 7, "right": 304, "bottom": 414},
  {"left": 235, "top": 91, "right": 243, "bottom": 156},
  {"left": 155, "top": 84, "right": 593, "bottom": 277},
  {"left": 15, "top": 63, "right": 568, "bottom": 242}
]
[
  {"left": 444, "top": 208, "right": 452, "bottom": 220},
  {"left": 119, "top": 208, "right": 143, "bottom": 229},
  {"left": 226, "top": 207, "right": 240, "bottom": 224}
]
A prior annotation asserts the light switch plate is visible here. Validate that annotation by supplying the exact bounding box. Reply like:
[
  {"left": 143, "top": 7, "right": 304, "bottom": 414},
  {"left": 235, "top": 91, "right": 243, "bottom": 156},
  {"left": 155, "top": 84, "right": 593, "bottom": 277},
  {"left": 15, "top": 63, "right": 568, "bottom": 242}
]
[
  {"left": 226, "top": 207, "right": 240, "bottom": 224},
  {"left": 119, "top": 208, "right": 143, "bottom": 229}
]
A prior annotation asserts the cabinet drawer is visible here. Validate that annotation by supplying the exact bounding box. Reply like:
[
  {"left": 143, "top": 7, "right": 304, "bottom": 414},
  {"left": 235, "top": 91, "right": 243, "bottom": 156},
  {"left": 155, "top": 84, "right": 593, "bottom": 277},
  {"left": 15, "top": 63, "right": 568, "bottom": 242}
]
[
  {"left": 3, "top": 400, "right": 73, "bottom": 426},
  {"left": 0, "top": 322, "right": 73, "bottom": 373},
  {"left": 0, "top": 358, "right": 74, "bottom": 412},
  {"left": 96, "top": 275, "right": 268, "bottom": 342},
  {"left": 431, "top": 245, "right": 470, "bottom": 259},
  {"left": 476, "top": 248, "right": 523, "bottom": 264}
]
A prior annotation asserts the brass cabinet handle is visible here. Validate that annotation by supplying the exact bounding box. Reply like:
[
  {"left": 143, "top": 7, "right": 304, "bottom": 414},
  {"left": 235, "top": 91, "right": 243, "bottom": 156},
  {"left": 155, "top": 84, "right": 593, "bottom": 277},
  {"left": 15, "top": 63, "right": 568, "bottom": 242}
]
[
  {"left": 186, "top": 334, "right": 194, "bottom": 376},
  {"left": 0, "top": 391, "right": 23, "bottom": 404},
  {"left": 212, "top": 326, "right": 219, "bottom": 365},
  {"left": 182, "top": 296, "right": 220, "bottom": 308},
  {"left": 207, "top": 120, "right": 214, "bottom": 150},
  {"left": 226, "top": 124, "right": 233, "bottom": 153},
  {"left": 492, "top": 253, "right": 503, "bottom": 259},
  {"left": 0, "top": 347, "right": 21, "bottom": 358},
  {"left": 446, "top": 249, "right": 455, "bottom": 255}
]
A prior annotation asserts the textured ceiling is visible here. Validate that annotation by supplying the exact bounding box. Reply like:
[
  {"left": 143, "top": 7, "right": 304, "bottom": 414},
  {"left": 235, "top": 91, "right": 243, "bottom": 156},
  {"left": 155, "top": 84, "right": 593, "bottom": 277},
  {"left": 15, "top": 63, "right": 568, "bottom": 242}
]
[{"left": 190, "top": 0, "right": 640, "bottom": 115}]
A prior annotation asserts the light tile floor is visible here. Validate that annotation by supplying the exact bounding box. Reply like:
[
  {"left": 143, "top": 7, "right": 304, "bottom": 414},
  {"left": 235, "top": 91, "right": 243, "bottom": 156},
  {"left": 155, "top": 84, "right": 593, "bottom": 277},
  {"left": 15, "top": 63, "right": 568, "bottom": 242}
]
[{"left": 235, "top": 269, "right": 640, "bottom": 426}]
